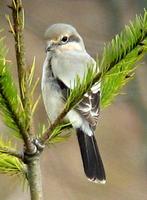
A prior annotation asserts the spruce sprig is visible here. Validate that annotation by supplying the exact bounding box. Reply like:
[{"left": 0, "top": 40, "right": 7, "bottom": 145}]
[
  {"left": 100, "top": 11, "right": 147, "bottom": 107},
  {"left": 0, "top": 37, "right": 26, "bottom": 138}
]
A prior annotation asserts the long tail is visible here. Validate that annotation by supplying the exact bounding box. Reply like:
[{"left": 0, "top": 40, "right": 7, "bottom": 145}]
[{"left": 76, "top": 128, "right": 106, "bottom": 184}]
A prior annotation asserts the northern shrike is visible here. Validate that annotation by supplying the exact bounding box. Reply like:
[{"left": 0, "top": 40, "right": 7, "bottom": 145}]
[{"left": 41, "top": 23, "right": 106, "bottom": 184}]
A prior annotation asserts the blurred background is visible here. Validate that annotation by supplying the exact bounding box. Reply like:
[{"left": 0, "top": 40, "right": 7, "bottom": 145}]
[{"left": 0, "top": 0, "right": 147, "bottom": 199}]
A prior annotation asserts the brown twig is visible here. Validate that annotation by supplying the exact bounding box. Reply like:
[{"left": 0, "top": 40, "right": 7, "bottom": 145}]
[
  {"left": 10, "top": 0, "right": 26, "bottom": 102},
  {"left": 40, "top": 108, "right": 68, "bottom": 144},
  {"left": 9, "top": 0, "right": 33, "bottom": 153}
]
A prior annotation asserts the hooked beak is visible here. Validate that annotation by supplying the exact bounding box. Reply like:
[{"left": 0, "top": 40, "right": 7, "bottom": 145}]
[{"left": 45, "top": 41, "right": 57, "bottom": 52}]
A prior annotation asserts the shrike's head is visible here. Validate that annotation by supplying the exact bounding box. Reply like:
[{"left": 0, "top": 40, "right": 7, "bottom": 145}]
[{"left": 44, "top": 23, "right": 85, "bottom": 53}]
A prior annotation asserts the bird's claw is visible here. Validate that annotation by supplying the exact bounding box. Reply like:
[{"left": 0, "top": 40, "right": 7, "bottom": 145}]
[{"left": 33, "top": 138, "right": 45, "bottom": 152}]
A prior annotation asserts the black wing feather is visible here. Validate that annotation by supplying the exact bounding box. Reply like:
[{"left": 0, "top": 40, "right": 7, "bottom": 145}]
[
  {"left": 76, "top": 88, "right": 100, "bottom": 130},
  {"left": 56, "top": 76, "right": 100, "bottom": 130}
]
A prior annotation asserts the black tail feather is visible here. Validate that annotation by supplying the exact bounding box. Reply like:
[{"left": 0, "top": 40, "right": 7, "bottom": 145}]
[{"left": 76, "top": 128, "right": 106, "bottom": 183}]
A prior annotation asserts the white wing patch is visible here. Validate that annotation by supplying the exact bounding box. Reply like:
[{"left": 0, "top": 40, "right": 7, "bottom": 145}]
[
  {"left": 77, "top": 82, "right": 100, "bottom": 130},
  {"left": 91, "top": 82, "right": 100, "bottom": 93}
]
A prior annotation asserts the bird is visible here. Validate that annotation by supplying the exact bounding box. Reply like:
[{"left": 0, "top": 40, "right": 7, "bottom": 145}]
[{"left": 41, "top": 23, "right": 106, "bottom": 184}]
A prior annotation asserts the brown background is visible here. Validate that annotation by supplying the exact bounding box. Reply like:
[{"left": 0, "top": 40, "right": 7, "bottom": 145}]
[{"left": 0, "top": 0, "right": 147, "bottom": 200}]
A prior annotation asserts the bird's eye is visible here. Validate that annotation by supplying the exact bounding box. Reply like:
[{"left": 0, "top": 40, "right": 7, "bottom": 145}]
[{"left": 61, "top": 36, "right": 68, "bottom": 43}]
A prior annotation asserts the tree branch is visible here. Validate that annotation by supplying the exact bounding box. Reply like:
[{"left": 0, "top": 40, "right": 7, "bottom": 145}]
[
  {"left": 40, "top": 108, "right": 69, "bottom": 144},
  {"left": 0, "top": 79, "right": 33, "bottom": 150},
  {"left": 10, "top": 0, "right": 25, "bottom": 102},
  {"left": 9, "top": 0, "right": 34, "bottom": 153},
  {"left": 27, "top": 156, "right": 43, "bottom": 200}
]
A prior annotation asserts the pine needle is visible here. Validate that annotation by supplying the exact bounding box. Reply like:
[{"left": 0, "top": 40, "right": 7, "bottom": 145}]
[
  {"left": 5, "top": 15, "right": 15, "bottom": 36},
  {"left": 28, "top": 56, "right": 36, "bottom": 87},
  {"left": 32, "top": 95, "right": 41, "bottom": 116},
  {"left": 48, "top": 122, "right": 71, "bottom": 144}
]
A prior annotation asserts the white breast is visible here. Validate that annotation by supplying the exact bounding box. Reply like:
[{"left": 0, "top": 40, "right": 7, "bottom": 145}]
[{"left": 41, "top": 56, "right": 64, "bottom": 122}]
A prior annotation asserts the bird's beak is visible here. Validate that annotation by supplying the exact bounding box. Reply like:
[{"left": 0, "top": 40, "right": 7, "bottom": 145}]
[
  {"left": 46, "top": 41, "right": 57, "bottom": 52},
  {"left": 46, "top": 42, "right": 52, "bottom": 52}
]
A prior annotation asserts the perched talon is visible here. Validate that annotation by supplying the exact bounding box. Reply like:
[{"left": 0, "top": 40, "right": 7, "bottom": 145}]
[
  {"left": 23, "top": 145, "right": 38, "bottom": 164},
  {"left": 23, "top": 143, "right": 38, "bottom": 156},
  {"left": 33, "top": 139, "right": 45, "bottom": 152}
]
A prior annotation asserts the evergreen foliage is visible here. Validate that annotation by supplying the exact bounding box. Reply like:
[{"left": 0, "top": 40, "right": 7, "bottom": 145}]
[
  {"left": 0, "top": 36, "right": 26, "bottom": 138},
  {"left": 0, "top": 153, "right": 26, "bottom": 176},
  {"left": 100, "top": 10, "right": 147, "bottom": 107},
  {"left": 0, "top": 137, "right": 26, "bottom": 177},
  {"left": 48, "top": 123, "right": 71, "bottom": 144}
]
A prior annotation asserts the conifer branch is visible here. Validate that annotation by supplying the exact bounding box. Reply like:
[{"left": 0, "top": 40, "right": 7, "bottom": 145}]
[
  {"left": 8, "top": 0, "right": 34, "bottom": 153},
  {"left": 10, "top": 0, "right": 26, "bottom": 103},
  {"left": 0, "top": 60, "right": 34, "bottom": 152},
  {"left": 40, "top": 10, "right": 147, "bottom": 144},
  {"left": 0, "top": 37, "right": 32, "bottom": 143},
  {"left": 0, "top": 79, "right": 27, "bottom": 137},
  {"left": 100, "top": 12, "right": 147, "bottom": 107},
  {"left": 40, "top": 109, "right": 70, "bottom": 143}
]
